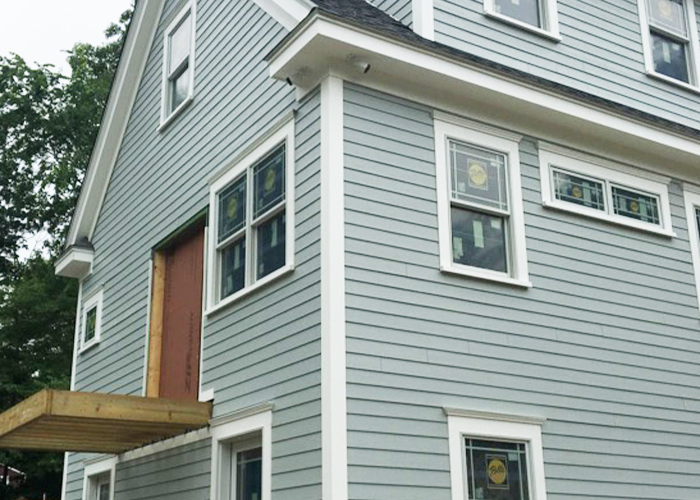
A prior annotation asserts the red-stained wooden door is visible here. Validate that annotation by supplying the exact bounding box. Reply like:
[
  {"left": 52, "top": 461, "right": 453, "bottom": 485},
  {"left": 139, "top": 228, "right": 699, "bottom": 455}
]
[{"left": 159, "top": 227, "right": 204, "bottom": 401}]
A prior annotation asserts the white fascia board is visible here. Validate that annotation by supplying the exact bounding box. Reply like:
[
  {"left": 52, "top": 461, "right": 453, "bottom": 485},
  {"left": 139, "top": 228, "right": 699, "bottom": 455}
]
[
  {"left": 268, "top": 16, "right": 700, "bottom": 164},
  {"left": 253, "top": 0, "right": 313, "bottom": 31},
  {"left": 55, "top": 247, "right": 94, "bottom": 279},
  {"left": 65, "top": 0, "right": 167, "bottom": 247}
]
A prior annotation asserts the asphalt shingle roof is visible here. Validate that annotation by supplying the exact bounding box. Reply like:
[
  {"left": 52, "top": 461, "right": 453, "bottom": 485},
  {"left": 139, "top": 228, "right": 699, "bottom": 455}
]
[{"left": 308, "top": 0, "right": 700, "bottom": 140}]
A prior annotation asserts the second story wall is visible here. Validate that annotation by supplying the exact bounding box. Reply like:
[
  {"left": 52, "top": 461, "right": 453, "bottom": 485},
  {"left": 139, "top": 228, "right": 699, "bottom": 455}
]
[{"left": 433, "top": 0, "right": 700, "bottom": 131}]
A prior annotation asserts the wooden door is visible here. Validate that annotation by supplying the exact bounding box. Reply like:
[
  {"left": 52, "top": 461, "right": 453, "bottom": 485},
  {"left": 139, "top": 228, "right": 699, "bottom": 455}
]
[{"left": 148, "top": 226, "right": 204, "bottom": 401}]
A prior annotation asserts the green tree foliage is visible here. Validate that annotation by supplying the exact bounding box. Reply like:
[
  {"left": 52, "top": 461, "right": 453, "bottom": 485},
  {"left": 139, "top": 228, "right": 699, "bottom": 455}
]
[{"left": 0, "top": 7, "right": 132, "bottom": 500}]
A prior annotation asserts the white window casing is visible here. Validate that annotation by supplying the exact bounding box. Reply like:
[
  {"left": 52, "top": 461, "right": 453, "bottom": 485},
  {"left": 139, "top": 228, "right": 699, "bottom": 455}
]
[
  {"left": 80, "top": 288, "right": 103, "bottom": 353},
  {"left": 210, "top": 406, "right": 272, "bottom": 500},
  {"left": 82, "top": 457, "right": 117, "bottom": 500},
  {"left": 445, "top": 408, "right": 548, "bottom": 500},
  {"left": 637, "top": 0, "right": 700, "bottom": 92},
  {"left": 683, "top": 188, "right": 700, "bottom": 311},
  {"left": 483, "top": 0, "right": 560, "bottom": 41},
  {"left": 435, "top": 112, "right": 531, "bottom": 288},
  {"left": 539, "top": 142, "right": 675, "bottom": 237},
  {"left": 160, "top": 0, "right": 196, "bottom": 130},
  {"left": 206, "top": 119, "right": 295, "bottom": 315}
]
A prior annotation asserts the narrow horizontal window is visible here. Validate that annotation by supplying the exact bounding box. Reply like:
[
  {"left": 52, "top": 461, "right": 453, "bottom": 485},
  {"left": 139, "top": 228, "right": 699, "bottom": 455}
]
[{"left": 539, "top": 144, "right": 674, "bottom": 236}]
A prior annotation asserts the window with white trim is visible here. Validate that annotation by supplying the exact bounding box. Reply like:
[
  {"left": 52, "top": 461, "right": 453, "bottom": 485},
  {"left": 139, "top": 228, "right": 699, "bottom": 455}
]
[
  {"left": 538, "top": 143, "right": 675, "bottom": 236},
  {"left": 446, "top": 409, "right": 547, "bottom": 500},
  {"left": 434, "top": 114, "right": 531, "bottom": 288},
  {"left": 161, "top": 1, "right": 196, "bottom": 126},
  {"left": 211, "top": 407, "right": 272, "bottom": 500},
  {"left": 484, "top": 0, "right": 560, "bottom": 40},
  {"left": 207, "top": 121, "right": 295, "bottom": 311},
  {"left": 83, "top": 458, "right": 116, "bottom": 500},
  {"left": 80, "top": 289, "right": 103, "bottom": 352},
  {"left": 683, "top": 189, "right": 700, "bottom": 311},
  {"left": 638, "top": 0, "right": 700, "bottom": 88}
]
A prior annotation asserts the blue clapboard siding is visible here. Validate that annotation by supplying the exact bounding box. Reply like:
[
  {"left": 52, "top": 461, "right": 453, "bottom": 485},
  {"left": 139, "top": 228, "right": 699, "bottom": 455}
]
[
  {"left": 369, "top": 0, "right": 412, "bottom": 25},
  {"left": 343, "top": 83, "right": 700, "bottom": 500},
  {"left": 115, "top": 439, "right": 211, "bottom": 500},
  {"left": 433, "top": 0, "right": 700, "bottom": 131},
  {"left": 66, "top": 0, "right": 321, "bottom": 499}
]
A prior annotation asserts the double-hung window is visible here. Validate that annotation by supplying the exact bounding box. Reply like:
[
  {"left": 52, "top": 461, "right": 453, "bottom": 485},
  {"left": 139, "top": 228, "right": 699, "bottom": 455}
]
[
  {"left": 539, "top": 143, "right": 675, "bottom": 236},
  {"left": 161, "top": 1, "right": 196, "bottom": 127},
  {"left": 484, "top": 0, "right": 560, "bottom": 40},
  {"left": 638, "top": 0, "right": 700, "bottom": 88},
  {"left": 435, "top": 114, "right": 530, "bottom": 288},
  {"left": 207, "top": 121, "right": 295, "bottom": 312}
]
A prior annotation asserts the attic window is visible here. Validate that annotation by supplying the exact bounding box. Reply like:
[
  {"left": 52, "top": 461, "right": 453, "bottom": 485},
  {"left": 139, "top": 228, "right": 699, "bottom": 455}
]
[
  {"left": 161, "top": 1, "right": 196, "bottom": 129},
  {"left": 80, "top": 289, "right": 103, "bottom": 353},
  {"left": 484, "top": 0, "right": 560, "bottom": 40}
]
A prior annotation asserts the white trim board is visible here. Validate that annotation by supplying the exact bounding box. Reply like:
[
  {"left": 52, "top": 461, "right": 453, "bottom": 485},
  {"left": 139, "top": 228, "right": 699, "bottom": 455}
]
[
  {"left": 412, "top": 0, "right": 435, "bottom": 40},
  {"left": 684, "top": 190, "right": 700, "bottom": 312},
  {"left": 253, "top": 0, "right": 313, "bottom": 31},
  {"left": 320, "top": 75, "right": 349, "bottom": 500}
]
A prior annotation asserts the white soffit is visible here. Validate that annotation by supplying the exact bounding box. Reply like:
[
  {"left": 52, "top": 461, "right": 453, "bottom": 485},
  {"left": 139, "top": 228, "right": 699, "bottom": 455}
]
[
  {"left": 253, "top": 0, "right": 313, "bottom": 30},
  {"left": 268, "top": 15, "right": 700, "bottom": 177},
  {"left": 55, "top": 247, "right": 94, "bottom": 279}
]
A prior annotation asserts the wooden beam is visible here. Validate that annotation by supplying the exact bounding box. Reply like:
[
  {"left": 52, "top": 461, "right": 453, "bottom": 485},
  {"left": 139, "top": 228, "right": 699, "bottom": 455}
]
[{"left": 147, "top": 251, "right": 166, "bottom": 398}]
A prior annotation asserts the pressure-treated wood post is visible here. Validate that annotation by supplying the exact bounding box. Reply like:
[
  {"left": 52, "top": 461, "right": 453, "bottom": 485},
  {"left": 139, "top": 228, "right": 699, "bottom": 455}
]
[{"left": 147, "top": 251, "right": 166, "bottom": 397}]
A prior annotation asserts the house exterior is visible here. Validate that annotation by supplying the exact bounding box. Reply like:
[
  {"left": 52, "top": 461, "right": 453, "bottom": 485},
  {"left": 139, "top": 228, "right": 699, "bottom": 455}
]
[{"left": 9, "top": 0, "right": 700, "bottom": 499}]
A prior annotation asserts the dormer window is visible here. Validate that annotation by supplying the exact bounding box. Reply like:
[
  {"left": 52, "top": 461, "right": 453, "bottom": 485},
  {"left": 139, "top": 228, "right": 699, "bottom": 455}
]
[
  {"left": 484, "top": 0, "right": 560, "bottom": 40},
  {"left": 160, "top": 1, "right": 196, "bottom": 129},
  {"left": 638, "top": 0, "right": 700, "bottom": 89}
]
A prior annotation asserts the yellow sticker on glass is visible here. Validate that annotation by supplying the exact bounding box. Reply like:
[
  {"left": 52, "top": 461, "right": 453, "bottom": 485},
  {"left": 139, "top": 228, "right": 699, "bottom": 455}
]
[
  {"left": 265, "top": 168, "right": 276, "bottom": 193},
  {"left": 227, "top": 198, "right": 237, "bottom": 219},
  {"left": 468, "top": 162, "right": 488, "bottom": 190},
  {"left": 487, "top": 455, "right": 509, "bottom": 489}
]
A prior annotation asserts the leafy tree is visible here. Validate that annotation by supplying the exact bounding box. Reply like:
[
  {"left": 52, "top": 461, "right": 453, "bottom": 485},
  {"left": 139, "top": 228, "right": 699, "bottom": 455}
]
[{"left": 0, "top": 7, "right": 132, "bottom": 500}]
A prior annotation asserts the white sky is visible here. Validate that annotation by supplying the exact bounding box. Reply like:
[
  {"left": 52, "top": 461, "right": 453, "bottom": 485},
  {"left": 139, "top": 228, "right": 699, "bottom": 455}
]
[{"left": 0, "top": 0, "right": 133, "bottom": 74}]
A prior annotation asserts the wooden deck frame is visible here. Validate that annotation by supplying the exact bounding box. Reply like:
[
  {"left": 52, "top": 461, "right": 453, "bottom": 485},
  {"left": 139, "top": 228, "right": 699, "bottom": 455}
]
[{"left": 0, "top": 389, "right": 212, "bottom": 454}]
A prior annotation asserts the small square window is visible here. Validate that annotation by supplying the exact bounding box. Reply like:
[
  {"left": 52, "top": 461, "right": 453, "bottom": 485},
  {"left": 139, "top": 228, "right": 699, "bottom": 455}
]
[
  {"left": 465, "top": 439, "right": 530, "bottom": 500},
  {"left": 80, "top": 289, "right": 103, "bottom": 352},
  {"left": 208, "top": 121, "right": 295, "bottom": 311}
]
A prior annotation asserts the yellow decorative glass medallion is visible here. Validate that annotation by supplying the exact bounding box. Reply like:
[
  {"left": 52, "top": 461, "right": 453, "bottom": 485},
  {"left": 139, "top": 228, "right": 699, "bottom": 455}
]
[
  {"left": 468, "top": 162, "right": 488, "bottom": 190},
  {"left": 227, "top": 198, "right": 237, "bottom": 219},
  {"left": 630, "top": 200, "right": 640, "bottom": 213},
  {"left": 658, "top": 0, "right": 673, "bottom": 19},
  {"left": 487, "top": 455, "right": 508, "bottom": 489},
  {"left": 265, "top": 168, "right": 276, "bottom": 193},
  {"left": 571, "top": 185, "right": 583, "bottom": 199}
]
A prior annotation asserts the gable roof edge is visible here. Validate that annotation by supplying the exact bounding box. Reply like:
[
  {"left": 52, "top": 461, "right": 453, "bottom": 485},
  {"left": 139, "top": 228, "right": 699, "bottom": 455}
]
[{"left": 65, "top": 0, "right": 167, "bottom": 248}]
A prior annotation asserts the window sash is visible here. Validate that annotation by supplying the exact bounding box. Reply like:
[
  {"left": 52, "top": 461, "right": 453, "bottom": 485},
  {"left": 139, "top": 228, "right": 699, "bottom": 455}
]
[{"left": 647, "top": 0, "right": 689, "bottom": 40}]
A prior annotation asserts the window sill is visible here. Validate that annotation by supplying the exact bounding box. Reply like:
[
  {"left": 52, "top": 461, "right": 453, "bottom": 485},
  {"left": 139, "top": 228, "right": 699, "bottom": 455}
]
[
  {"left": 646, "top": 70, "right": 700, "bottom": 95},
  {"left": 158, "top": 96, "right": 194, "bottom": 133},
  {"left": 205, "top": 264, "right": 294, "bottom": 317},
  {"left": 440, "top": 264, "right": 533, "bottom": 288},
  {"left": 484, "top": 11, "right": 561, "bottom": 42},
  {"left": 79, "top": 339, "right": 100, "bottom": 355},
  {"left": 542, "top": 200, "right": 677, "bottom": 237}
]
